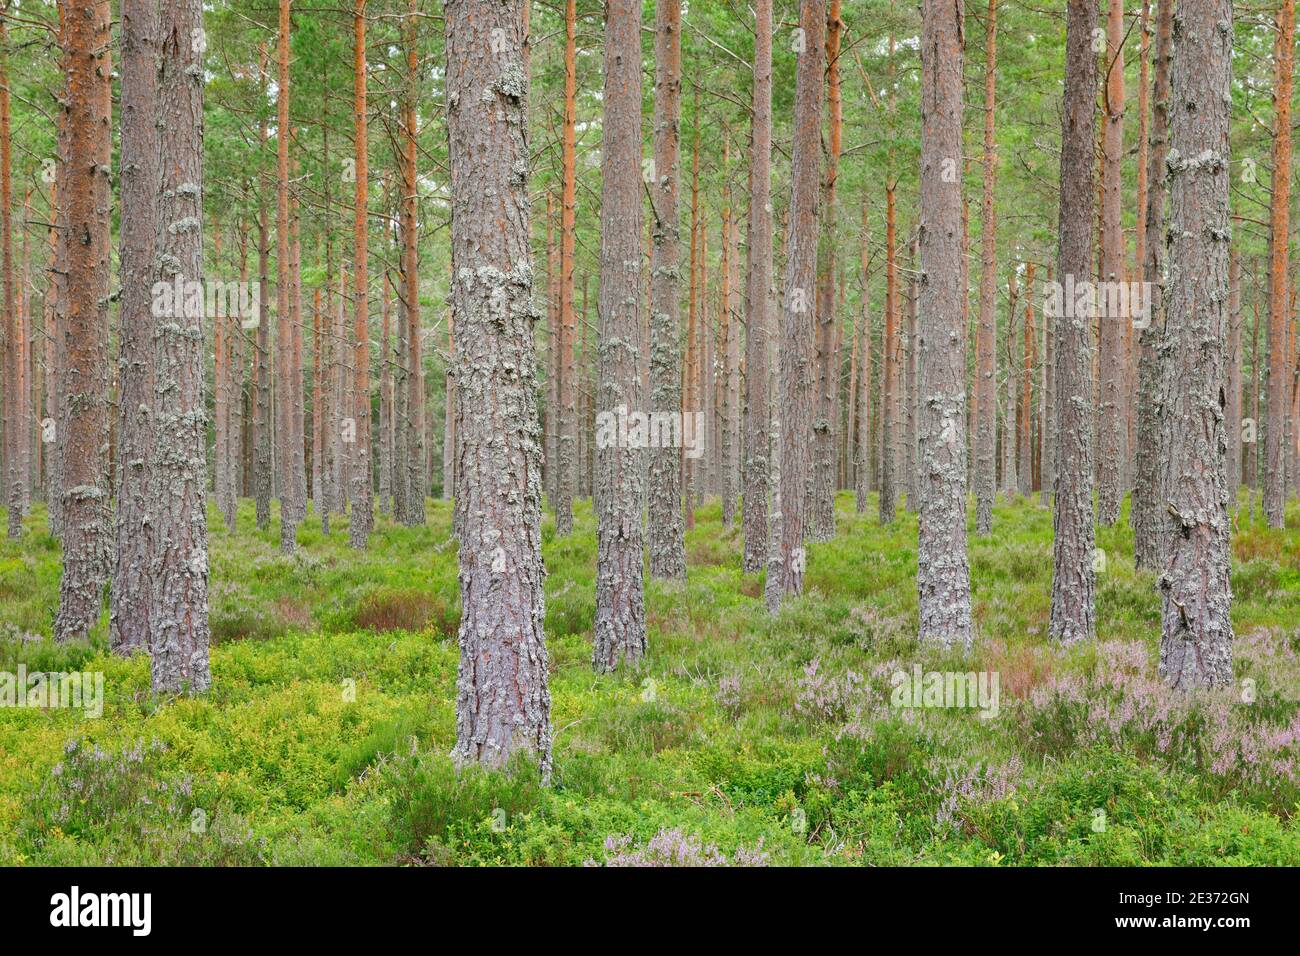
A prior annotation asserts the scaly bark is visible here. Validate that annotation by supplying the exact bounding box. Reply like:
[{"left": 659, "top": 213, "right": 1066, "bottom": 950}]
[
  {"left": 1158, "top": 0, "right": 1234, "bottom": 688},
  {"left": 149, "top": 0, "right": 211, "bottom": 693},
  {"left": 647, "top": 0, "right": 684, "bottom": 574},
  {"left": 349, "top": 0, "right": 374, "bottom": 549},
  {"left": 974, "top": 0, "right": 998, "bottom": 535},
  {"left": 110, "top": 0, "right": 159, "bottom": 653},
  {"left": 1133, "top": 0, "right": 1174, "bottom": 567},
  {"left": 1097, "top": 0, "right": 1127, "bottom": 524},
  {"left": 916, "top": 0, "right": 972, "bottom": 648},
  {"left": 593, "top": 0, "right": 648, "bottom": 668},
  {"left": 445, "top": 0, "right": 551, "bottom": 774},
  {"left": 53, "top": 0, "right": 112, "bottom": 643},
  {"left": 555, "top": 0, "right": 579, "bottom": 537},
  {"left": 768, "top": 0, "right": 825, "bottom": 611},
  {"left": 742, "top": 0, "right": 773, "bottom": 572},
  {"left": 1264, "top": 0, "right": 1295, "bottom": 527},
  {"left": 1049, "top": 0, "right": 1099, "bottom": 645}
]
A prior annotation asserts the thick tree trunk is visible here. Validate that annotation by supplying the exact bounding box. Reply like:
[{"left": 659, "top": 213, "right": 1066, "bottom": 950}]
[
  {"left": 916, "top": 0, "right": 971, "bottom": 648},
  {"left": 53, "top": 0, "right": 112, "bottom": 643},
  {"left": 647, "top": 0, "right": 684, "bottom": 575},
  {"left": 1097, "top": 0, "right": 1126, "bottom": 524},
  {"left": 149, "top": 0, "right": 211, "bottom": 693},
  {"left": 767, "top": 0, "right": 825, "bottom": 612},
  {"left": 110, "top": 0, "right": 159, "bottom": 654},
  {"left": 809, "top": 0, "right": 842, "bottom": 542},
  {"left": 973, "top": 0, "right": 998, "bottom": 535},
  {"left": 1133, "top": 0, "right": 1174, "bottom": 567},
  {"left": 349, "top": 0, "right": 374, "bottom": 549},
  {"left": 742, "top": 0, "right": 773, "bottom": 572},
  {"left": 1264, "top": 0, "right": 1295, "bottom": 527},
  {"left": 1158, "top": 0, "right": 1234, "bottom": 688},
  {"left": 445, "top": 0, "right": 551, "bottom": 775},
  {"left": 593, "top": 0, "right": 648, "bottom": 668},
  {"left": 1049, "top": 0, "right": 1099, "bottom": 645}
]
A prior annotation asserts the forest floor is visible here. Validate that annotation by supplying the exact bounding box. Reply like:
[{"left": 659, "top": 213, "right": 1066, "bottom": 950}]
[{"left": 0, "top": 492, "right": 1297, "bottom": 866}]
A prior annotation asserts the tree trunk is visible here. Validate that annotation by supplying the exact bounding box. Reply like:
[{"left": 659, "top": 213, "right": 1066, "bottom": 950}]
[
  {"left": 1, "top": 13, "right": 22, "bottom": 538},
  {"left": 1097, "top": 0, "right": 1126, "bottom": 524},
  {"left": 555, "top": 0, "right": 579, "bottom": 537},
  {"left": 1133, "top": 0, "right": 1174, "bottom": 567},
  {"left": 916, "top": 0, "right": 971, "bottom": 648},
  {"left": 768, "top": 0, "right": 825, "bottom": 612},
  {"left": 349, "top": 0, "right": 374, "bottom": 549},
  {"left": 742, "top": 0, "right": 773, "bottom": 572},
  {"left": 809, "top": 0, "right": 842, "bottom": 542},
  {"left": 110, "top": 0, "right": 159, "bottom": 654},
  {"left": 854, "top": 199, "right": 872, "bottom": 513},
  {"left": 445, "top": 0, "right": 552, "bottom": 775},
  {"left": 880, "top": 182, "right": 898, "bottom": 523},
  {"left": 973, "top": 0, "right": 998, "bottom": 535},
  {"left": 276, "top": 0, "right": 298, "bottom": 553},
  {"left": 1049, "top": 0, "right": 1099, "bottom": 646},
  {"left": 1158, "top": 0, "right": 1234, "bottom": 688},
  {"left": 1226, "top": 248, "right": 1242, "bottom": 501},
  {"left": 1264, "top": 0, "right": 1295, "bottom": 528},
  {"left": 1020, "top": 271, "right": 1036, "bottom": 496},
  {"left": 148, "top": 0, "right": 211, "bottom": 693},
  {"left": 53, "top": 0, "right": 112, "bottom": 643},
  {"left": 592, "top": 0, "right": 648, "bottom": 669}
]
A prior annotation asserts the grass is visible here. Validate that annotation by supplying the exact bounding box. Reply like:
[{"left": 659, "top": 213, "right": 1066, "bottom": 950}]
[{"left": 0, "top": 490, "right": 1297, "bottom": 866}]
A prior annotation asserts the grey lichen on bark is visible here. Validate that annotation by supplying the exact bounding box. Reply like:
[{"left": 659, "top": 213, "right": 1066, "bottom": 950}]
[
  {"left": 915, "top": 0, "right": 972, "bottom": 650},
  {"left": 446, "top": 0, "right": 551, "bottom": 777},
  {"left": 148, "top": 0, "right": 211, "bottom": 694},
  {"left": 1157, "top": 0, "right": 1235, "bottom": 689},
  {"left": 591, "top": 0, "right": 649, "bottom": 670}
]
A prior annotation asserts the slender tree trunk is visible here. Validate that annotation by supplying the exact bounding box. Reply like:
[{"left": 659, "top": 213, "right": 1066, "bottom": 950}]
[
  {"left": 1133, "top": 0, "right": 1174, "bottom": 566},
  {"left": 276, "top": 0, "right": 298, "bottom": 552},
  {"left": 854, "top": 199, "right": 872, "bottom": 513},
  {"left": 349, "top": 0, "right": 374, "bottom": 549},
  {"left": 1, "top": 12, "right": 21, "bottom": 538},
  {"left": 768, "top": 0, "right": 825, "bottom": 612},
  {"left": 53, "top": 0, "right": 112, "bottom": 643},
  {"left": 149, "top": 0, "right": 211, "bottom": 693},
  {"left": 446, "top": 0, "right": 551, "bottom": 775},
  {"left": 43, "top": 173, "right": 62, "bottom": 537},
  {"left": 742, "top": 0, "right": 773, "bottom": 571},
  {"left": 1264, "top": 0, "right": 1295, "bottom": 527},
  {"left": 1020, "top": 274, "right": 1036, "bottom": 495},
  {"left": 915, "top": 0, "right": 971, "bottom": 648},
  {"left": 378, "top": 280, "right": 392, "bottom": 514},
  {"left": 593, "top": 0, "right": 648, "bottom": 669},
  {"left": 1097, "top": 0, "right": 1126, "bottom": 524},
  {"left": 723, "top": 172, "right": 741, "bottom": 528},
  {"left": 1049, "top": 0, "right": 1099, "bottom": 645},
  {"left": 1040, "top": 274, "right": 1054, "bottom": 507},
  {"left": 555, "top": 0, "right": 579, "bottom": 537},
  {"left": 1158, "top": 0, "right": 1234, "bottom": 687},
  {"left": 110, "top": 0, "right": 159, "bottom": 653},
  {"left": 880, "top": 182, "right": 897, "bottom": 523},
  {"left": 1226, "top": 248, "right": 1242, "bottom": 501},
  {"left": 974, "top": 0, "right": 998, "bottom": 535},
  {"left": 904, "top": 239, "right": 919, "bottom": 512}
]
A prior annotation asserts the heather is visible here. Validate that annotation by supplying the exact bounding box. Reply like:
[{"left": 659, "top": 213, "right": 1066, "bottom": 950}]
[{"left": 0, "top": 492, "right": 1297, "bottom": 866}]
